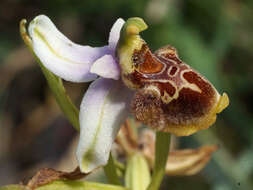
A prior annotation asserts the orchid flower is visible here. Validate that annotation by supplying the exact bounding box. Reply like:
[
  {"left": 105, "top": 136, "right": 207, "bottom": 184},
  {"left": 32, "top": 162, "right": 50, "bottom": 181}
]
[
  {"left": 22, "top": 15, "right": 229, "bottom": 175},
  {"left": 25, "top": 15, "right": 133, "bottom": 173}
]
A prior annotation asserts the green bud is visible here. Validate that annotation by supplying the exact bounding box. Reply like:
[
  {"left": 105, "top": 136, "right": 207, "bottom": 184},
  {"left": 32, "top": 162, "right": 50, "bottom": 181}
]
[{"left": 125, "top": 153, "right": 151, "bottom": 190}]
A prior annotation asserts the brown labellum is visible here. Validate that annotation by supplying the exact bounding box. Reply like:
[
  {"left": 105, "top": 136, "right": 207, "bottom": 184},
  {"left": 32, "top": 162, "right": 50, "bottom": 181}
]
[{"left": 127, "top": 44, "right": 229, "bottom": 136}]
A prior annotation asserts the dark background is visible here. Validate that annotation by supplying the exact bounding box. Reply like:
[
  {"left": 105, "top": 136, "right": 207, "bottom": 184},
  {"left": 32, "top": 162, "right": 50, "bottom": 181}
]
[{"left": 0, "top": 0, "right": 253, "bottom": 189}]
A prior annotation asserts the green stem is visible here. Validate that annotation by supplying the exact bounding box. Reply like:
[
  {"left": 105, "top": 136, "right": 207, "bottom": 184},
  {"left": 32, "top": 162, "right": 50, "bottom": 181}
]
[
  {"left": 147, "top": 132, "right": 171, "bottom": 190},
  {"left": 114, "top": 159, "right": 125, "bottom": 173},
  {"left": 104, "top": 153, "right": 121, "bottom": 185}
]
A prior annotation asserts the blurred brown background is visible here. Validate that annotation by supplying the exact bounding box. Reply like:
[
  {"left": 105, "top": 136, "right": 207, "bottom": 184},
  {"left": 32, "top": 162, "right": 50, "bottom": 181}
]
[{"left": 0, "top": 0, "right": 253, "bottom": 189}]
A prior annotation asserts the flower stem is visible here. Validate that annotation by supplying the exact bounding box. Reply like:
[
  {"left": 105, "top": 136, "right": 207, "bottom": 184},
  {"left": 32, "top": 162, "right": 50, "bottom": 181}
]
[
  {"left": 104, "top": 153, "right": 121, "bottom": 185},
  {"left": 147, "top": 132, "right": 171, "bottom": 190}
]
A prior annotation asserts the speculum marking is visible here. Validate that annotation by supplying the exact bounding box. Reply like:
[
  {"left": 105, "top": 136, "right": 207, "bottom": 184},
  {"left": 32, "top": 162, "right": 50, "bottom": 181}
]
[{"left": 132, "top": 44, "right": 164, "bottom": 74}]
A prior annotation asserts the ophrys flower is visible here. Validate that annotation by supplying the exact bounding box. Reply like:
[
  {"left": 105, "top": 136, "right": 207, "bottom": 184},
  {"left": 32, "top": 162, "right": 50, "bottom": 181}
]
[{"left": 21, "top": 15, "right": 229, "bottom": 174}]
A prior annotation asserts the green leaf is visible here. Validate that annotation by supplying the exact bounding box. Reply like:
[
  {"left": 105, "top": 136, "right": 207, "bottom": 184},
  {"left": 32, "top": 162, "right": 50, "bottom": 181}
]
[
  {"left": 0, "top": 185, "right": 27, "bottom": 190},
  {"left": 20, "top": 19, "right": 80, "bottom": 131},
  {"left": 125, "top": 153, "right": 151, "bottom": 190},
  {"left": 36, "top": 180, "right": 128, "bottom": 190},
  {"left": 0, "top": 181, "right": 129, "bottom": 190}
]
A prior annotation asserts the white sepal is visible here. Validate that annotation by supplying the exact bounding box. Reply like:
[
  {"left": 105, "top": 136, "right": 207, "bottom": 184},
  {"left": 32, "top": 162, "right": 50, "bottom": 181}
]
[
  {"left": 28, "top": 15, "right": 110, "bottom": 82},
  {"left": 77, "top": 77, "right": 133, "bottom": 173}
]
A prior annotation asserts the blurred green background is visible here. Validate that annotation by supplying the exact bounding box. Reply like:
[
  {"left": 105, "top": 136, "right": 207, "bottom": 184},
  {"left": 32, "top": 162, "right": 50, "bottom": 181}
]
[{"left": 0, "top": 0, "right": 253, "bottom": 189}]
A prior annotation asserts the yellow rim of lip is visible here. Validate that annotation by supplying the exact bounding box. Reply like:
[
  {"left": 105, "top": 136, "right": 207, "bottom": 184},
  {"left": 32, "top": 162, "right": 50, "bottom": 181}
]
[{"left": 160, "top": 92, "right": 229, "bottom": 136}]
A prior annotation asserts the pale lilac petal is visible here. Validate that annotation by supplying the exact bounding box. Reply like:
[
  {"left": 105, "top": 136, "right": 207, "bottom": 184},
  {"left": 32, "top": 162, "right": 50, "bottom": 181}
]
[
  {"left": 108, "top": 18, "right": 125, "bottom": 52},
  {"left": 28, "top": 15, "right": 110, "bottom": 82},
  {"left": 90, "top": 54, "right": 120, "bottom": 80},
  {"left": 76, "top": 78, "right": 133, "bottom": 173}
]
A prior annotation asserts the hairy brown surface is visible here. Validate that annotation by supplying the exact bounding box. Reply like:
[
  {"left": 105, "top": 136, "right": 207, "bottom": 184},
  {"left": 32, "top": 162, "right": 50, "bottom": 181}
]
[
  {"left": 131, "top": 90, "right": 166, "bottom": 131},
  {"left": 131, "top": 85, "right": 217, "bottom": 132}
]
